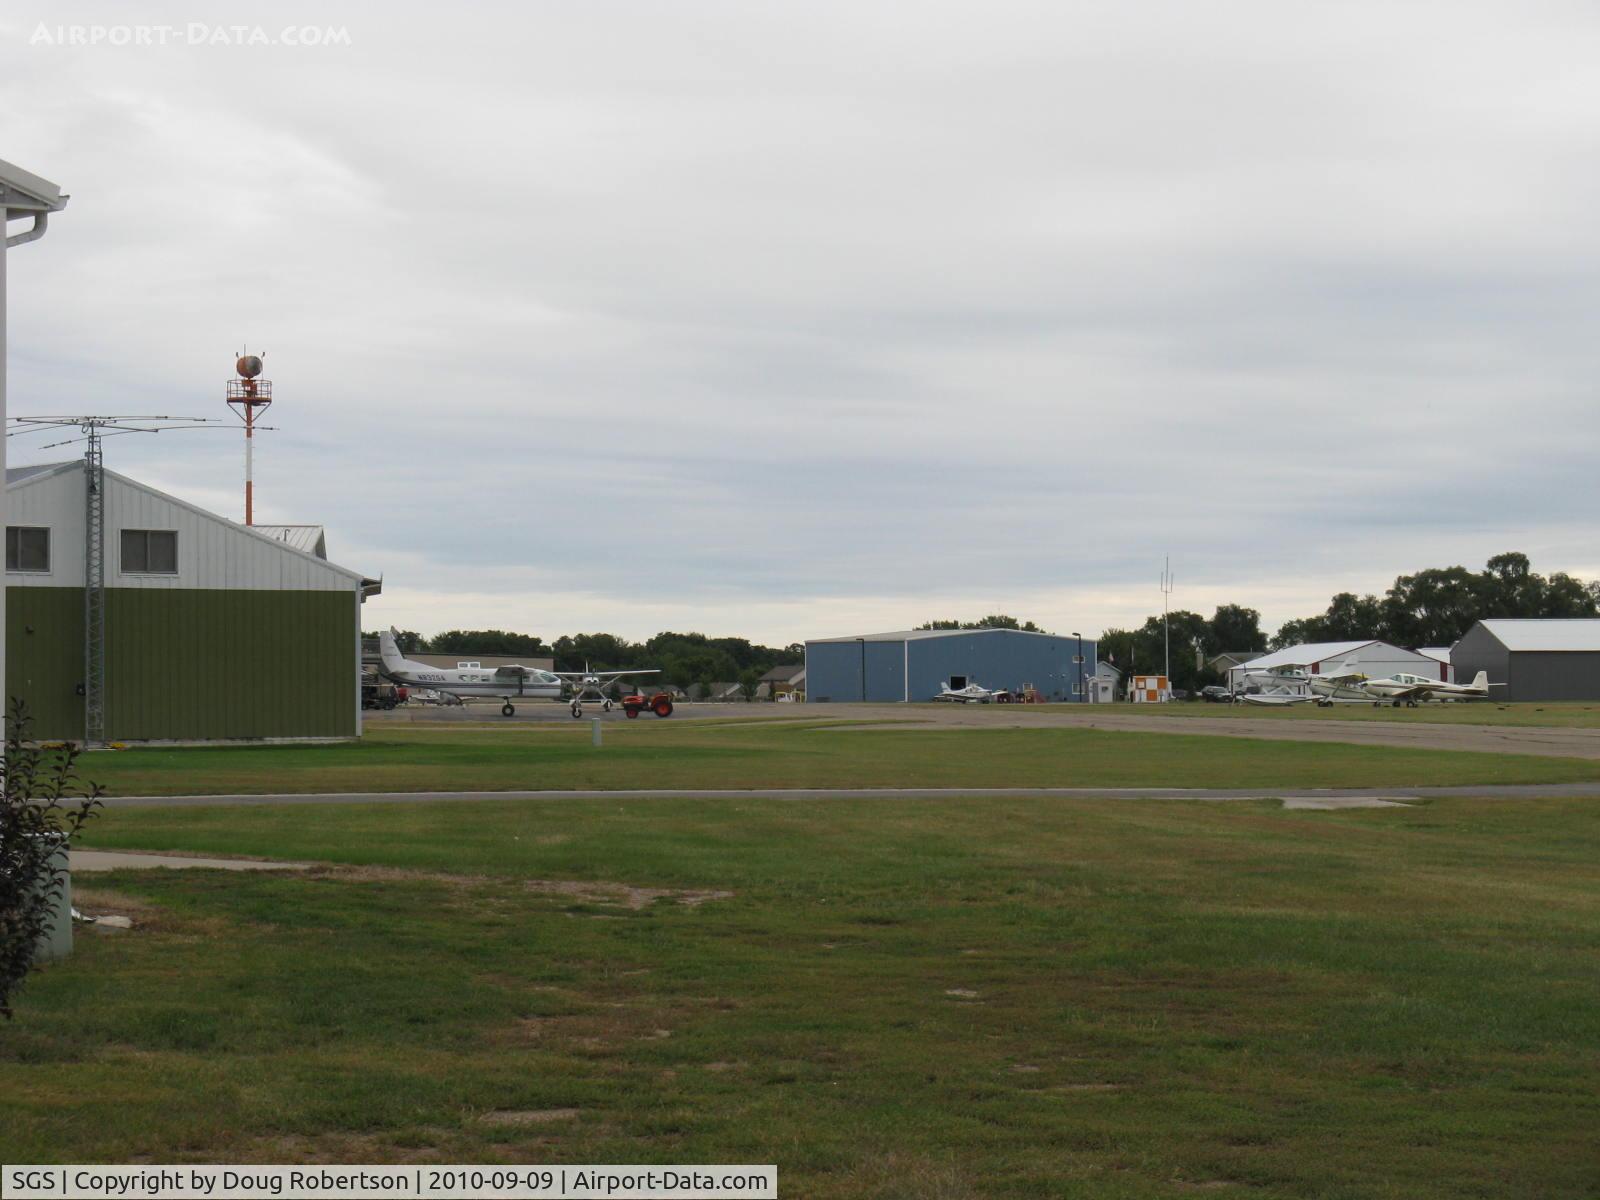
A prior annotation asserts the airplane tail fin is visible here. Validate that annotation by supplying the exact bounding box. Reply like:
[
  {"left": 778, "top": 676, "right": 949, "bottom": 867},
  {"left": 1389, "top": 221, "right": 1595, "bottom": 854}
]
[
  {"left": 1471, "top": 670, "right": 1489, "bottom": 691},
  {"left": 379, "top": 627, "right": 410, "bottom": 673}
]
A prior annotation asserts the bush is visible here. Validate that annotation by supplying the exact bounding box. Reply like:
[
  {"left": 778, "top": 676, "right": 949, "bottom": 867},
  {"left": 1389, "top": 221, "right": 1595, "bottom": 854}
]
[{"left": 0, "top": 701, "right": 102, "bottom": 1019}]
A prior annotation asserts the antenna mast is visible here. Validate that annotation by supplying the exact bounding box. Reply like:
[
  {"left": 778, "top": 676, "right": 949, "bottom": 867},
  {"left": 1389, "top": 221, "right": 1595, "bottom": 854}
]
[
  {"left": 226, "top": 352, "right": 271, "bottom": 525},
  {"left": 1160, "top": 556, "right": 1174, "bottom": 683},
  {"left": 7, "top": 414, "right": 228, "bottom": 744}
]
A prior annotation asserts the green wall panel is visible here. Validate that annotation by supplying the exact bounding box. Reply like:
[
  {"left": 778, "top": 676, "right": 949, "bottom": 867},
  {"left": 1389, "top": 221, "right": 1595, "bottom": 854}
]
[
  {"left": 6, "top": 587, "right": 86, "bottom": 740},
  {"left": 5, "top": 586, "right": 356, "bottom": 741}
]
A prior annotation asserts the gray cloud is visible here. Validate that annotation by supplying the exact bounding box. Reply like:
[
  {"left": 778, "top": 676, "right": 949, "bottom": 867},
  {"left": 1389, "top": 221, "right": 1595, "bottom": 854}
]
[{"left": 4, "top": 0, "right": 1599, "bottom": 643}]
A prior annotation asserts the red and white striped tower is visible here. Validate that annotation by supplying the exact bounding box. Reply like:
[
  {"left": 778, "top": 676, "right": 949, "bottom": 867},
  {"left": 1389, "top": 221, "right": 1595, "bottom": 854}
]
[{"left": 225, "top": 353, "right": 272, "bottom": 525}]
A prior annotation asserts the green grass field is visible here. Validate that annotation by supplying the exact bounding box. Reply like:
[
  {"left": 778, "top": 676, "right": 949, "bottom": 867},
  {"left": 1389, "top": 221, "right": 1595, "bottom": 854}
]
[
  {"left": 10, "top": 791, "right": 1600, "bottom": 1198},
  {"left": 79, "top": 720, "right": 1600, "bottom": 796},
  {"left": 1036, "top": 700, "right": 1600, "bottom": 728}
]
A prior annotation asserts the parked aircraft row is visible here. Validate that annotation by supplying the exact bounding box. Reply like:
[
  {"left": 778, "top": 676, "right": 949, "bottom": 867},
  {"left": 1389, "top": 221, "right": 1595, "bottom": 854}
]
[
  {"left": 378, "top": 628, "right": 667, "bottom": 717},
  {"left": 1240, "top": 665, "right": 1500, "bottom": 707}
]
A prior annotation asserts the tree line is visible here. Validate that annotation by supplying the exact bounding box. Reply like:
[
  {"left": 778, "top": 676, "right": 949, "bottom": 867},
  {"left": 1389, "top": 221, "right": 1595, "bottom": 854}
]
[
  {"left": 1270, "top": 552, "right": 1598, "bottom": 649},
  {"left": 370, "top": 552, "right": 1598, "bottom": 697},
  {"left": 1099, "top": 552, "right": 1600, "bottom": 691},
  {"left": 365, "top": 628, "right": 805, "bottom": 696}
]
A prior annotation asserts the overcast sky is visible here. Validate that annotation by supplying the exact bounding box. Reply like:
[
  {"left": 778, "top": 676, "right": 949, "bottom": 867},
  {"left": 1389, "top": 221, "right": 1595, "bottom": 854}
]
[{"left": 5, "top": 1, "right": 1599, "bottom": 646}]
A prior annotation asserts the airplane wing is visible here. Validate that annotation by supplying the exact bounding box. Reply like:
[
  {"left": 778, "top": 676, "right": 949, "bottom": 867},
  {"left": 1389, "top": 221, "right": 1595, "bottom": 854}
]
[
  {"left": 1379, "top": 683, "right": 1434, "bottom": 700},
  {"left": 553, "top": 669, "right": 660, "bottom": 680}
]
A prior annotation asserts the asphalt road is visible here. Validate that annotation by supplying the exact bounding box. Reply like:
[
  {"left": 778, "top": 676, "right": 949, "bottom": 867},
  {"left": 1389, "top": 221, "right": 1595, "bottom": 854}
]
[{"left": 95, "top": 782, "right": 1600, "bottom": 809}]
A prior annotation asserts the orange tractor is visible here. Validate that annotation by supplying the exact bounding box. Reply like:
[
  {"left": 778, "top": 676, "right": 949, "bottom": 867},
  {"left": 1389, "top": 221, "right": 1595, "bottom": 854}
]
[{"left": 621, "top": 691, "right": 676, "bottom": 719}]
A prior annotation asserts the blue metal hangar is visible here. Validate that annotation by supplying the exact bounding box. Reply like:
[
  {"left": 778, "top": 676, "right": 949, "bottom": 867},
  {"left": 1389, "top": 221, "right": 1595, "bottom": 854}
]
[{"left": 804, "top": 628, "right": 1096, "bottom": 703}]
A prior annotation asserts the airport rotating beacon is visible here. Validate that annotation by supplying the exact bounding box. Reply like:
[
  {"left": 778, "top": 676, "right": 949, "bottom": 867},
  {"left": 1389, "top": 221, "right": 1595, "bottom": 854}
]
[{"left": 226, "top": 353, "right": 272, "bottom": 525}]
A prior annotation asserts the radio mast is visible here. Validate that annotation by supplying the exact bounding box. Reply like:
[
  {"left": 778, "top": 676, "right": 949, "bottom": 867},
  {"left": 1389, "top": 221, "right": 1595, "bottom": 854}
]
[{"left": 226, "top": 352, "right": 272, "bottom": 525}]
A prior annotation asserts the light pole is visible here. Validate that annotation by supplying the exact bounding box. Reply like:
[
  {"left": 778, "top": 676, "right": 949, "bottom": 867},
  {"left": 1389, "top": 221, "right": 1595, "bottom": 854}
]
[
  {"left": 1, "top": 159, "right": 69, "bottom": 721},
  {"left": 1072, "top": 631, "right": 1083, "bottom": 702}
]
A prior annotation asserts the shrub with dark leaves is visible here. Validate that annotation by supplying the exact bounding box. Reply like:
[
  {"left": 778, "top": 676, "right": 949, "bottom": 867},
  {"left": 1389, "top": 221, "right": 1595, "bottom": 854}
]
[{"left": 0, "top": 701, "right": 102, "bottom": 1019}]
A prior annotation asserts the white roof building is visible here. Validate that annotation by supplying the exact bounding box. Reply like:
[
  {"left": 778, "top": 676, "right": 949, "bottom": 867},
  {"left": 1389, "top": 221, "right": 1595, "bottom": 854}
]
[
  {"left": 1472, "top": 619, "right": 1600, "bottom": 651},
  {"left": 1231, "top": 640, "right": 1447, "bottom": 689},
  {"left": 1416, "top": 647, "right": 1456, "bottom": 683},
  {"left": 1453, "top": 619, "right": 1600, "bottom": 702}
]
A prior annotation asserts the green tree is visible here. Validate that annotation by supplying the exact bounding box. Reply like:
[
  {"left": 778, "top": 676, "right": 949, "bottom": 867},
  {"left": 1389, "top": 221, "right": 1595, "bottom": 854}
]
[
  {"left": 738, "top": 668, "right": 762, "bottom": 702},
  {"left": 364, "top": 629, "right": 428, "bottom": 653},
  {"left": 1206, "top": 604, "right": 1267, "bottom": 654},
  {"left": 916, "top": 615, "right": 1047, "bottom": 632},
  {"left": 431, "top": 629, "right": 550, "bottom": 657},
  {"left": 1273, "top": 552, "right": 1600, "bottom": 650}
]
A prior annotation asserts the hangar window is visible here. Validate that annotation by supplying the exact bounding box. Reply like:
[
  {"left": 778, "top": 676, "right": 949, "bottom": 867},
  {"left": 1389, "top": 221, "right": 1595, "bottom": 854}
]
[
  {"left": 121, "top": 529, "right": 178, "bottom": 574},
  {"left": 5, "top": 526, "right": 50, "bottom": 573}
]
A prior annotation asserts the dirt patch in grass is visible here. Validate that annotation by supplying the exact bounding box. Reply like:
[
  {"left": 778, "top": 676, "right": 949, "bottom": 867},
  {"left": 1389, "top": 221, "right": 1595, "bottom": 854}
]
[
  {"left": 72, "top": 886, "right": 162, "bottom": 920},
  {"left": 241, "top": 1130, "right": 460, "bottom": 1164},
  {"left": 837, "top": 1152, "right": 980, "bottom": 1200},
  {"left": 524, "top": 879, "right": 734, "bottom": 910},
  {"left": 306, "top": 864, "right": 733, "bottom": 910},
  {"left": 479, "top": 1108, "right": 580, "bottom": 1127}
]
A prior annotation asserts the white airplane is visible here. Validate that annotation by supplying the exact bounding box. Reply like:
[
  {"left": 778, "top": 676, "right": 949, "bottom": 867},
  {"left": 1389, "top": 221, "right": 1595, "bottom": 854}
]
[
  {"left": 1305, "top": 663, "right": 1374, "bottom": 706},
  {"left": 1360, "top": 670, "right": 1500, "bottom": 706},
  {"left": 1240, "top": 663, "right": 1371, "bottom": 708},
  {"left": 1238, "top": 685, "right": 1317, "bottom": 706},
  {"left": 379, "top": 628, "right": 562, "bottom": 717},
  {"left": 556, "top": 665, "right": 662, "bottom": 718},
  {"left": 934, "top": 681, "right": 1008, "bottom": 704}
]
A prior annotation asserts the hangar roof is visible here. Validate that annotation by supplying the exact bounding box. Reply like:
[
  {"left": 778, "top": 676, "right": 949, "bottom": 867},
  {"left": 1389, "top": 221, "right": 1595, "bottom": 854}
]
[
  {"left": 6, "top": 459, "right": 377, "bottom": 593},
  {"left": 1236, "top": 641, "right": 1386, "bottom": 670},
  {"left": 808, "top": 627, "right": 1068, "bottom": 644},
  {"left": 1417, "top": 647, "right": 1453, "bottom": 663},
  {"left": 6, "top": 462, "right": 77, "bottom": 485},
  {"left": 253, "top": 524, "right": 328, "bottom": 559},
  {"left": 1479, "top": 619, "right": 1600, "bottom": 652}
]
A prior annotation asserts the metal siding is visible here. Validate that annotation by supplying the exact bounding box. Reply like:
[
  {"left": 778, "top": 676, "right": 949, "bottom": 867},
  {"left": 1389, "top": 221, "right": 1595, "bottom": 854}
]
[
  {"left": 5, "top": 587, "right": 85, "bottom": 738},
  {"left": 1452, "top": 624, "right": 1513, "bottom": 698},
  {"left": 804, "top": 630, "right": 1098, "bottom": 702},
  {"left": 804, "top": 640, "right": 876, "bottom": 702},
  {"left": 5, "top": 467, "right": 362, "bottom": 592},
  {"left": 5, "top": 469, "right": 86, "bottom": 588},
  {"left": 1504, "top": 650, "right": 1600, "bottom": 702},
  {"left": 908, "top": 630, "right": 1095, "bottom": 702},
  {"left": 103, "top": 589, "right": 358, "bottom": 739},
  {"left": 863, "top": 640, "right": 904, "bottom": 702}
]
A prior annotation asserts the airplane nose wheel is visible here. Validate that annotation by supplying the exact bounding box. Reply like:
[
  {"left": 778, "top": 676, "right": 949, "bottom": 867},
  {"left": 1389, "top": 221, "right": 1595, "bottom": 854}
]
[
  {"left": 570, "top": 702, "right": 582, "bottom": 719},
  {"left": 603, "top": 699, "right": 613, "bottom": 713},
  {"left": 501, "top": 702, "right": 515, "bottom": 717}
]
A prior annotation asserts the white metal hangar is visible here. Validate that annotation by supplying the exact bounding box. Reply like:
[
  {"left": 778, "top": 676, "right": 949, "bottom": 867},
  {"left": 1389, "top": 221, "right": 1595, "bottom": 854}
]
[
  {"left": 805, "top": 628, "right": 1095, "bottom": 702},
  {"left": 1229, "top": 640, "right": 1444, "bottom": 691}
]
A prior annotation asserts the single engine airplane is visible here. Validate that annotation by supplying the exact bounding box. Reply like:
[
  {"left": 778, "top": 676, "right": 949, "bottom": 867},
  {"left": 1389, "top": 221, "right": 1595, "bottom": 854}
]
[
  {"left": 556, "top": 665, "right": 662, "bottom": 718},
  {"left": 934, "top": 681, "right": 1009, "bottom": 703},
  {"left": 1360, "top": 670, "right": 1499, "bottom": 706},
  {"left": 378, "top": 628, "right": 563, "bottom": 716}
]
